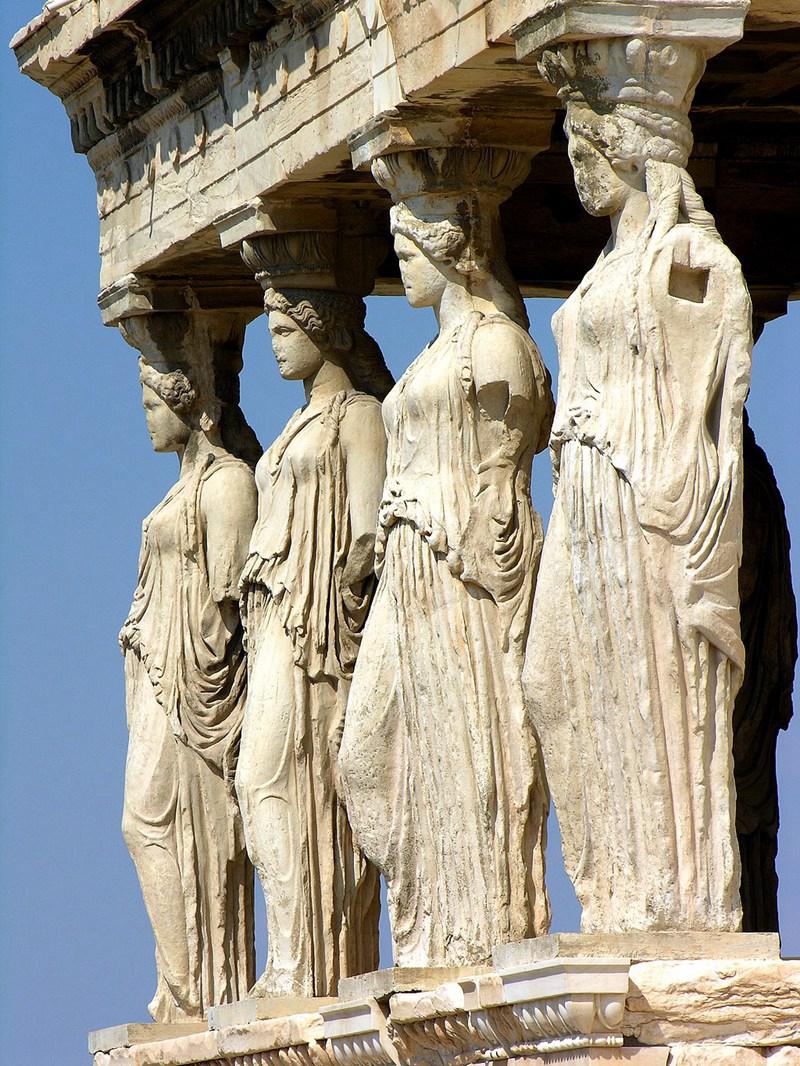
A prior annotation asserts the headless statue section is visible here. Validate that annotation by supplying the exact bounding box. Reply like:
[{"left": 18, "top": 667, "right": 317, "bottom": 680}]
[
  {"left": 735, "top": 410, "right": 797, "bottom": 932},
  {"left": 117, "top": 60, "right": 795, "bottom": 1016}
]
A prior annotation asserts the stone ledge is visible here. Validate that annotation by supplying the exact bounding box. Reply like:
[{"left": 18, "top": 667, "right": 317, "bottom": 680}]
[
  {"left": 209, "top": 996, "right": 337, "bottom": 1030},
  {"left": 338, "top": 964, "right": 492, "bottom": 1002},
  {"left": 89, "top": 1023, "right": 206, "bottom": 1054}
]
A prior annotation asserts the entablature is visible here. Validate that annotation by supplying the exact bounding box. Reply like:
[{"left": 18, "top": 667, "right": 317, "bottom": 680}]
[{"left": 11, "top": 0, "right": 800, "bottom": 306}]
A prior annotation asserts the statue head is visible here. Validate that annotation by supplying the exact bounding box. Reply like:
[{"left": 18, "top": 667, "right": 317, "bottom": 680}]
[
  {"left": 122, "top": 311, "right": 262, "bottom": 465},
  {"left": 538, "top": 37, "right": 705, "bottom": 216},
  {"left": 263, "top": 287, "right": 394, "bottom": 401},
  {"left": 139, "top": 363, "right": 196, "bottom": 454},
  {"left": 372, "top": 147, "right": 531, "bottom": 327},
  {"left": 537, "top": 37, "right": 724, "bottom": 240}
]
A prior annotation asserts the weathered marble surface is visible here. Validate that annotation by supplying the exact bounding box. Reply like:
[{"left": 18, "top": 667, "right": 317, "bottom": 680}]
[
  {"left": 493, "top": 932, "right": 780, "bottom": 966},
  {"left": 89, "top": 1023, "right": 206, "bottom": 1055},
  {"left": 522, "top": 21, "right": 752, "bottom": 935},
  {"left": 624, "top": 959, "right": 800, "bottom": 1046},
  {"left": 208, "top": 995, "right": 337, "bottom": 1029},
  {"left": 339, "top": 144, "right": 555, "bottom": 968}
]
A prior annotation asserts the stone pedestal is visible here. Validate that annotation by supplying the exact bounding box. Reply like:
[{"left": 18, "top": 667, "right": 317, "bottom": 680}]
[{"left": 89, "top": 941, "right": 800, "bottom": 1065}]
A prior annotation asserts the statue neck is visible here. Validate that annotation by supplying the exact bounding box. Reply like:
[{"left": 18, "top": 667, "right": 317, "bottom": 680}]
[
  {"left": 178, "top": 431, "right": 223, "bottom": 478},
  {"left": 435, "top": 280, "right": 497, "bottom": 333},
  {"left": 609, "top": 187, "right": 651, "bottom": 252},
  {"left": 304, "top": 358, "right": 354, "bottom": 405}
]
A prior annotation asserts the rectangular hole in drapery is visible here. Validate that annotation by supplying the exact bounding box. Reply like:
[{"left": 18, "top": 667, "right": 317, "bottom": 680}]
[{"left": 669, "top": 262, "right": 710, "bottom": 303}]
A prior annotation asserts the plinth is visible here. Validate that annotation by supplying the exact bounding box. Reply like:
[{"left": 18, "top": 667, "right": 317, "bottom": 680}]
[{"left": 89, "top": 934, "right": 799, "bottom": 1065}]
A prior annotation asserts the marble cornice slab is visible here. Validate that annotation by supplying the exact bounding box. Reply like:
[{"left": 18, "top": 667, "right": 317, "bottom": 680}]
[
  {"left": 512, "top": 0, "right": 750, "bottom": 62},
  {"left": 387, "top": 960, "right": 631, "bottom": 1064},
  {"left": 12, "top": 0, "right": 574, "bottom": 289},
  {"left": 97, "top": 271, "right": 264, "bottom": 324}
]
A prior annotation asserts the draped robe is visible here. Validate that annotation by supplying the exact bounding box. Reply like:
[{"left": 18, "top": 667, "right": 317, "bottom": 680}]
[{"left": 524, "top": 220, "right": 752, "bottom": 932}]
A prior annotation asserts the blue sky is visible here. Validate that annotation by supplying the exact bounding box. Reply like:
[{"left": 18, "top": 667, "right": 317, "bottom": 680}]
[{"left": 1, "top": 4, "right": 798, "bottom": 1065}]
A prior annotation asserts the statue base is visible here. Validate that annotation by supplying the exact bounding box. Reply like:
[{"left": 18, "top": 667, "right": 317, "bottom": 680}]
[{"left": 89, "top": 938, "right": 800, "bottom": 1064}]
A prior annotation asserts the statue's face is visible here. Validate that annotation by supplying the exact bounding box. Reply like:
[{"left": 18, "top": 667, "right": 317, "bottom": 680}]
[
  {"left": 565, "top": 111, "right": 634, "bottom": 218},
  {"left": 395, "top": 233, "right": 447, "bottom": 309},
  {"left": 268, "top": 310, "right": 325, "bottom": 381},
  {"left": 142, "top": 383, "right": 191, "bottom": 453}
]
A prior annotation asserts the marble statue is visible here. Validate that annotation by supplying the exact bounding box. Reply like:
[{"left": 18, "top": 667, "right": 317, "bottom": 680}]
[
  {"left": 735, "top": 408, "right": 797, "bottom": 932},
  {"left": 339, "top": 146, "right": 555, "bottom": 968},
  {"left": 236, "top": 284, "right": 391, "bottom": 996},
  {"left": 119, "top": 311, "right": 260, "bottom": 1021},
  {"left": 524, "top": 37, "right": 753, "bottom": 932}
]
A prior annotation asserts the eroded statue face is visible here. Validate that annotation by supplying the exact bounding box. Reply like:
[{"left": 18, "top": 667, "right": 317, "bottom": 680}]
[
  {"left": 565, "top": 112, "right": 637, "bottom": 218},
  {"left": 566, "top": 134, "right": 629, "bottom": 218},
  {"left": 268, "top": 310, "right": 325, "bottom": 381},
  {"left": 394, "top": 233, "right": 448, "bottom": 309},
  {"left": 142, "top": 383, "right": 191, "bottom": 453}
]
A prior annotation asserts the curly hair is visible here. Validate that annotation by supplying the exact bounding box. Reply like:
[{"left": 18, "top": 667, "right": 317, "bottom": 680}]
[
  {"left": 388, "top": 204, "right": 528, "bottom": 329},
  {"left": 265, "top": 287, "right": 395, "bottom": 401},
  {"left": 566, "top": 102, "right": 692, "bottom": 171},
  {"left": 138, "top": 341, "right": 261, "bottom": 468},
  {"left": 390, "top": 204, "right": 470, "bottom": 271},
  {"left": 264, "top": 287, "right": 366, "bottom": 345},
  {"left": 139, "top": 360, "right": 197, "bottom": 416}
]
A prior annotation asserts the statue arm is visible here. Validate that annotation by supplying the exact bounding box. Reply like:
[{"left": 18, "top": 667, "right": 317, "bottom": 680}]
[
  {"left": 470, "top": 319, "right": 552, "bottom": 511},
  {"left": 452, "top": 319, "right": 552, "bottom": 600},
  {"left": 638, "top": 228, "right": 751, "bottom": 537},
  {"left": 201, "top": 464, "right": 258, "bottom": 627},
  {"left": 339, "top": 402, "right": 388, "bottom": 589}
]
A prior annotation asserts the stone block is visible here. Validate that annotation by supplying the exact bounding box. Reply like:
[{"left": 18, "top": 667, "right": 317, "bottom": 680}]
[
  {"left": 493, "top": 933, "right": 781, "bottom": 969},
  {"left": 496, "top": 956, "right": 630, "bottom": 1004},
  {"left": 208, "top": 995, "right": 336, "bottom": 1029},
  {"left": 624, "top": 959, "right": 800, "bottom": 1046},
  {"left": 216, "top": 1013, "right": 324, "bottom": 1056},
  {"left": 338, "top": 965, "right": 490, "bottom": 1002},
  {"left": 88, "top": 1023, "right": 206, "bottom": 1054},
  {"left": 508, "top": 1052, "right": 670, "bottom": 1064},
  {"left": 93, "top": 1028, "right": 219, "bottom": 1065},
  {"left": 321, "top": 997, "right": 399, "bottom": 1066},
  {"left": 668, "top": 1043, "right": 767, "bottom": 1065}
]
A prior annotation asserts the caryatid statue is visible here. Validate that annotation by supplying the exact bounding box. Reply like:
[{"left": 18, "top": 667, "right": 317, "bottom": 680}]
[
  {"left": 236, "top": 225, "right": 391, "bottom": 996},
  {"left": 339, "top": 147, "right": 555, "bottom": 967},
  {"left": 118, "top": 304, "right": 260, "bottom": 1021},
  {"left": 735, "top": 401, "right": 797, "bottom": 932},
  {"left": 522, "top": 33, "right": 752, "bottom": 932}
]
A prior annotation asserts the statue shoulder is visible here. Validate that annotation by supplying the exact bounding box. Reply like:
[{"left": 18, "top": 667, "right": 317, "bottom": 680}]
[
  {"left": 200, "top": 456, "right": 257, "bottom": 515},
  {"left": 339, "top": 392, "right": 387, "bottom": 452},
  {"left": 658, "top": 222, "right": 746, "bottom": 278},
  {"left": 651, "top": 223, "right": 750, "bottom": 317},
  {"left": 470, "top": 313, "right": 550, "bottom": 402}
]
